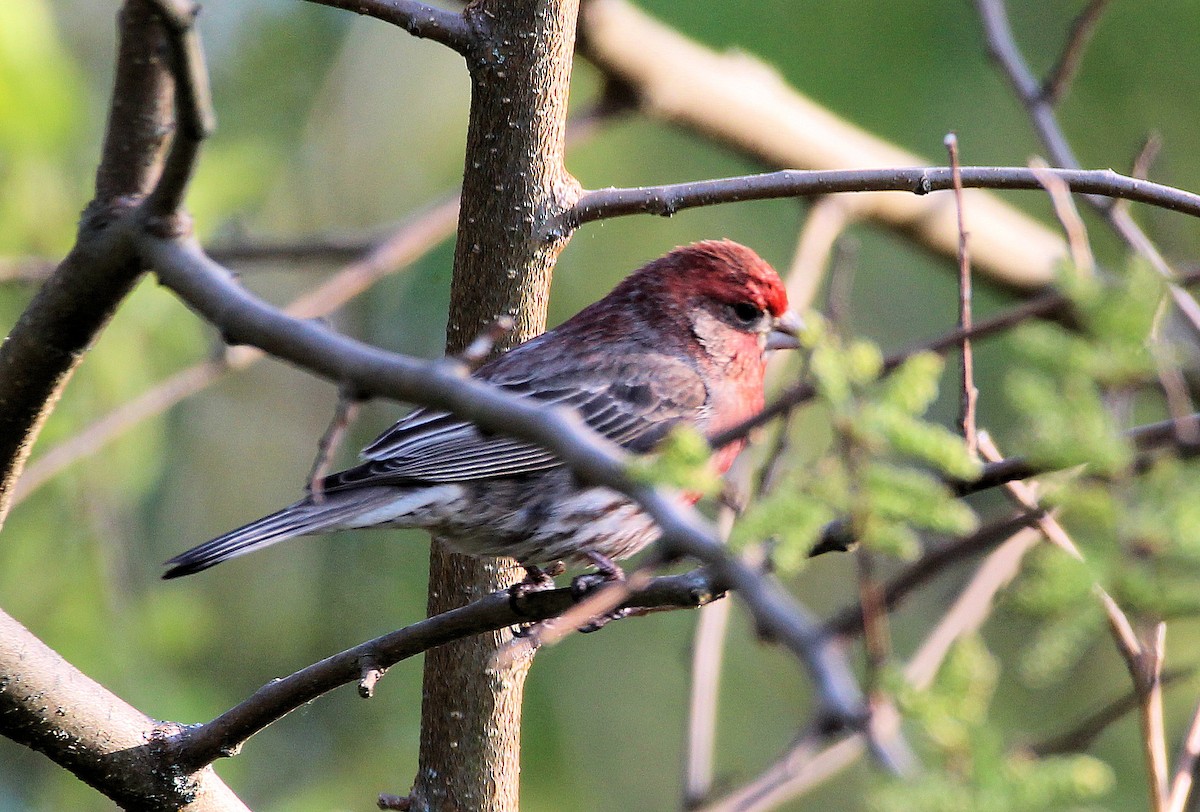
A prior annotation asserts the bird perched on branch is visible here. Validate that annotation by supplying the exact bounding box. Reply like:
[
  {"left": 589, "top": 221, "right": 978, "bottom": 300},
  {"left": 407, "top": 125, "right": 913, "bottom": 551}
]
[{"left": 164, "top": 240, "right": 800, "bottom": 580}]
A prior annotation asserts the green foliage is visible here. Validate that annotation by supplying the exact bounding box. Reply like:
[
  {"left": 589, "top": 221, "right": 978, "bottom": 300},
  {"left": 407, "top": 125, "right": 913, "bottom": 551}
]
[
  {"left": 627, "top": 424, "right": 722, "bottom": 497},
  {"left": 0, "top": 0, "right": 87, "bottom": 253},
  {"left": 1014, "top": 456, "right": 1200, "bottom": 684},
  {"left": 874, "top": 636, "right": 1114, "bottom": 812},
  {"left": 735, "top": 315, "right": 979, "bottom": 570},
  {"left": 1003, "top": 262, "right": 1200, "bottom": 683},
  {"left": 1004, "top": 262, "right": 1164, "bottom": 475}
]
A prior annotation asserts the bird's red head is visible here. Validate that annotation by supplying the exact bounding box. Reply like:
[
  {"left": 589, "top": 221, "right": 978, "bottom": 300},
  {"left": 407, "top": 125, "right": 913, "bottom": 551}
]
[
  {"left": 654, "top": 239, "right": 790, "bottom": 320},
  {"left": 548, "top": 239, "right": 795, "bottom": 363}
]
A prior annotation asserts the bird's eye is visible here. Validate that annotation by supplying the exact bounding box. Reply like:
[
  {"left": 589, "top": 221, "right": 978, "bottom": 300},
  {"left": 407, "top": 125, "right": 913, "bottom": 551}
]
[{"left": 730, "top": 301, "right": 762, "bottom": 325}]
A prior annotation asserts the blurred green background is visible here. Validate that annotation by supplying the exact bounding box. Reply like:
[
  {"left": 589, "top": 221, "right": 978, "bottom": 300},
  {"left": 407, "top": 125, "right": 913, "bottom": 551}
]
[{"left": 2, "top": 1, "right": 1200, "bottom": 809}]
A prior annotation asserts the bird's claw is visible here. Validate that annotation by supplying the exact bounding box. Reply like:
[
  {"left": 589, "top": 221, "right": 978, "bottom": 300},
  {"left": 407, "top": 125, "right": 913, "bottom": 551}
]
[
  {"left": 508, "top": 562, "right": 566, "bottom": 617},
  {"left": 570, "top": 551, "right": 625, "bottom": 599}
]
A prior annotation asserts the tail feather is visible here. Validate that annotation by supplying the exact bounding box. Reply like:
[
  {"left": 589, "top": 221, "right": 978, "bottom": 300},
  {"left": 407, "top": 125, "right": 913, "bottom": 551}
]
[{"left": 163, "top": 491, "right": 395, "bottom": 579}]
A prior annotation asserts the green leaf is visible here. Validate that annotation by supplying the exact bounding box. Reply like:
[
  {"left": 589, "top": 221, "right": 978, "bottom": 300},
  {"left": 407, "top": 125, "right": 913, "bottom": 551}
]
[{"left": 627, "top": 425, "right": 721, "bottom": 496}]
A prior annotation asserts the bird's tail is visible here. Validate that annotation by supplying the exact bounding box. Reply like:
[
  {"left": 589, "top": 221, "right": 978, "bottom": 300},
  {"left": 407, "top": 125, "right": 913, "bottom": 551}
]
[{"left": 162, "top": 490, "right": 398, "bottom": 579}]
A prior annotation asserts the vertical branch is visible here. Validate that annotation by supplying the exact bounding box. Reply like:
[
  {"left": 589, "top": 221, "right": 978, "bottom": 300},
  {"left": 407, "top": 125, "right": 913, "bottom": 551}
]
[
  {"left": 409, "top": 1, "right": 580, "bottom": 810},
  {"left": 683, "top": 503, "right": 739, "bottom": 808},
  {"left": 0, "top": 0, "right": 175, "bottom": 525},
  {"left": 945, "top": 134, "right": 978, "bottom": 458}
]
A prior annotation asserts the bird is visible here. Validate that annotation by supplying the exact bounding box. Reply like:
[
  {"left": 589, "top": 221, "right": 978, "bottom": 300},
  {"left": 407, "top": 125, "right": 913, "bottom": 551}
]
[{"left": 163, "top": 239, "right": 801, "bottom": 580}]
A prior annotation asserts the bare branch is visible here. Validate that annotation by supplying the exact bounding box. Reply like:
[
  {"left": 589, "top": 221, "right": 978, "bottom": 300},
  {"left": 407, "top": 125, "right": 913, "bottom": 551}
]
[
  {"left": 1029, "top": 159, "right": 1095, "bottom": 274},
  {"left": 169, "top": 569, "right": 723, "bottom": 770},
  {"left": 1167, "top": 698, "right": 1200, "bottom": 812},
  {"left": 823, "top": 510, "right": 1043, "bottom": 638},
  {"left": 307, "top": 390, "right": 361, "bottom": 500},
  {"left": 979, "top": 434, "right": 1172, "bottom": 812},
  {"left": 301, "top": 0, "right": 474, "bottom": 54},
  {"left": 139, "top": 230, "right": 869, "bottom": 737},
  {"left": 555, "top": 166, "right": 1200, "bottom": 235},
  {"left": 1040, "top": 0, "right": 1114, "bottom": 105},
  {"left": 0, "top": 609, "right": 246, "bottom": 810},
  {"left": 577, "top": 0, "right": 1068, "bottom": 290},
  {"left": 684, "top": 591, "right": 733, "bottom": 807},
  {"left": 1032, "top": 668, "right": 1192, "bottom": 758},
  {"left": 945, "top": 134, "right": 979, "bottom": 458},
  {"left": 13, "top": 198, "right": 459, "bottom": 506},
  {"left": 974, "top": 0, "right": 1200, "bottom": 334},
  {"left": 0, "top": 0, "right": 176, "bottom": 525},
  {"left": 142, "top": 0, "right": 214, "bottom": 221}
]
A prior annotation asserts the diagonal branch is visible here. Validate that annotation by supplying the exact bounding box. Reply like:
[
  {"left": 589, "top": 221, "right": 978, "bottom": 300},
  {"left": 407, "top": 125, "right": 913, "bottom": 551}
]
[
  {"left": 140, "top": 232, "right": 870, "bottom": 731},
  {"left": 1040, "top": 0, "right": 1113, "bottom": 106},
  {"left": 576, "top": 0, "right": 1066, "bottom": 290},
  {"left": 170, "top": 570, "right": 724, "bottom": 771},
  {"left": 974, "top": 0, "right": 1200, "bottom": 335},
  {"left": 13, "top": 197, "right": 460, "bottom": 506},
  {"left": 0, "top": 0, "right": 175, "bottom": 526}
]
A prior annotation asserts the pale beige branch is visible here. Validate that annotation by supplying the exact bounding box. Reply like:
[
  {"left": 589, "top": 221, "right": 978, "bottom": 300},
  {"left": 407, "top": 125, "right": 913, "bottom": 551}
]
[
  {"left": 579, "top": 0, "right": 1067, "bottom": 290},
  {"left": 1166, "top": 699, "right": 1200, "bottom": 812},
  {"left": 785, "top": 196, "right": 856, "bottom": 311}
]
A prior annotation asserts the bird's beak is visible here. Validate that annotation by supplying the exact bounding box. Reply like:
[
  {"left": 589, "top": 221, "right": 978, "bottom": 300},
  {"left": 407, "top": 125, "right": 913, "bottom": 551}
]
[{"left": 766, "top": 310, "right": 804, "bottom": 351}]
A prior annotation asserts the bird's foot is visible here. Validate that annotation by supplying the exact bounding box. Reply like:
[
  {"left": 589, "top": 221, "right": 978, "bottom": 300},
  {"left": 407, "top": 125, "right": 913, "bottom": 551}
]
[
  {"left": 508, "top": 561, "right": 566, "bottom": 619},
  {"left": 569, "top": 551, "right": 625, "bottom": 599},
  {"left": 567, "top": 551, "right": 631, "bottom": 632}
]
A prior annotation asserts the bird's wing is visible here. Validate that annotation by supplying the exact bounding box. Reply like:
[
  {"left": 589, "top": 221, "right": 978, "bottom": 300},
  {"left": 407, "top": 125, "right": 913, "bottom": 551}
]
[{"left": 323, "top": 352, "right": 707, "bottom": 490}]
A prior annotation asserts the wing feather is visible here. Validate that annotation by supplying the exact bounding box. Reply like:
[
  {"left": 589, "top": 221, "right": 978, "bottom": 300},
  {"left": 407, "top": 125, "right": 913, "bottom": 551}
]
[{"left": 322, "top": 351, "right": 707, "bottom": 491}]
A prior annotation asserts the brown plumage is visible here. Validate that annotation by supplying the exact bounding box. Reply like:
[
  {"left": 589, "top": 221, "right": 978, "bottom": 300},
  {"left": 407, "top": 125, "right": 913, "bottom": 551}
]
[{"left": 163, "top": 240, "right": 799, "bottom": 579}]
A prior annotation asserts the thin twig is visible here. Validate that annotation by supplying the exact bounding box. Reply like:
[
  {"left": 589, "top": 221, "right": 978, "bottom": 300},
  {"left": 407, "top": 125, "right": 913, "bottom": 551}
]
[
  {"left": 141, "top": 0, "right": 212, "bottom": 220},
  {"left": 307, "top": 391, "right": 362, "bottom": 501},
  {"left": 1116, "top": 132, "right": 1165, "bottom": 217},
  {"left": 824, "top": 509, "right": 1044, "bottom": 638},
  {"left": 945, "top": 134, "right": 978, "bottom": 457},
  {"left": 823, "top": 235, "right": 858, "bottom": 333},
  {"left": 974, "top": 0, "right": 1200, "bottom": 335},
  {"left": 1040, "top": 0, "right": 1114, "bottom": 105},
  {"left": 1028, "top": 158, "right": 1094, "bottom": 275},
  {"left": 1166, "top": 697, "right": 1200, "bottom": 812},
  {"left": 787, "top": 196, "right": 856, "bottom": 315},
  {"left": 683, "top": 505, "right": 738, "bottom": 809},
  {"left": 978, "top": 433, "right": 1171, "bottom": 812},
  {"left": 1032, "top": 667, "right": 1192, "bottom": 757}
]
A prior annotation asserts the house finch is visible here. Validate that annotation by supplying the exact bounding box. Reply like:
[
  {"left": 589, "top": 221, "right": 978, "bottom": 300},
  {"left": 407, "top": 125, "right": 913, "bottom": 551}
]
[{"left": 163, "top": 240, "right": 800, "bottom": 579}]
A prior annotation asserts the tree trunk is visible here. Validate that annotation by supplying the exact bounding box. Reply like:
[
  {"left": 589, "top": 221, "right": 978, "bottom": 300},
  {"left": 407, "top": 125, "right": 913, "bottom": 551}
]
[{"left": 409, "top": 1, "right": 580, "bottom": 810}]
